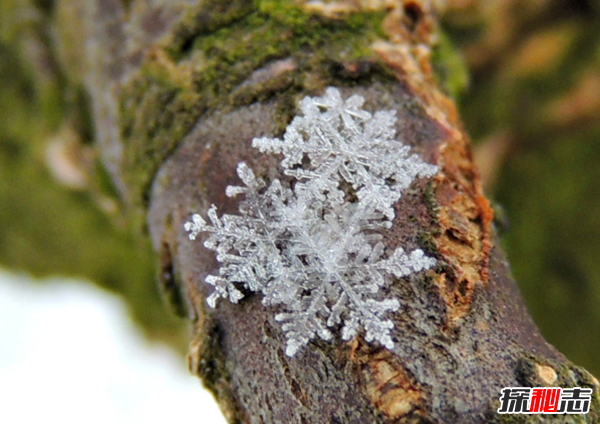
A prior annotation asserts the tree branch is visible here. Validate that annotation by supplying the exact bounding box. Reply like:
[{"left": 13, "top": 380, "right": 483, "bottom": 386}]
[{"left": 1, "top": 0, "right": 598, "bottom": 422}]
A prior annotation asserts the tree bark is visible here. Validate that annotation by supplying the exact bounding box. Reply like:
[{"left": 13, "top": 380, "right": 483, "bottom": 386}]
[{"left": 1, "top": 0, "right": 599, "bottom": 423}]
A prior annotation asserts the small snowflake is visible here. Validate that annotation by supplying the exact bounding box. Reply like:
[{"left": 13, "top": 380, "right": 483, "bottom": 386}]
[{"left": 185, "top": 87, "right": 438, "bottom": 356}]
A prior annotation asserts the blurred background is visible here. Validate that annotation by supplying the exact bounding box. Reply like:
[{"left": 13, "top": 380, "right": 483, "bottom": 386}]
[
  {"left": 442, "top": 0, "right": 600, "bottom": 375},
  {"left": 0, "top": 270, "right": 226, "bottom": 424},
  {"left": 0, "top": 0, "right": 599, "bottom": 422}
]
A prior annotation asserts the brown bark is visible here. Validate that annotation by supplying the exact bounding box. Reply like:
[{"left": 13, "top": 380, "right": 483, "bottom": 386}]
[
  {"left": 141, "top": 1, "right": 599, "bottom": 423},
  {"left": 1, "top": 0, "right": 599, "bottom": 422}
]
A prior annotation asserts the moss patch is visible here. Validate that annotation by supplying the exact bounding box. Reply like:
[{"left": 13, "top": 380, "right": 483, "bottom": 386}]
[
  {"left": 119, "top": 0, "right": 391, "bottom": 225},
  {"left": 431, "top": 29, "right": 469, "bottom": 99}
]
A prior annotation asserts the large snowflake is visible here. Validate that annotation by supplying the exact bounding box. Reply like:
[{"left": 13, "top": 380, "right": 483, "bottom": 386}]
[{"left": 185, "top": 87, "right": 438, "bottom": 356}]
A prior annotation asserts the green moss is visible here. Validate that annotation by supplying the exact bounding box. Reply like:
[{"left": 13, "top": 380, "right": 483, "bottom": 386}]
[
  {"left": 119, "top": 2, "right": 389, "bottom": 226},
  {"left": 431, "top": 30, "right": 469, "bottom": 99},
  {"left": 417, "top": 232, "right": 440, "bottom": 257},
  {"left": 165, "top": 0, "right": 256, "bottom": 58},
  {"left": 423, "top": 180, "right": 441, "bottom": 227},
  {"left": 255, "top": 0, "right": 311, "bottom": 27},
  {"left": 488, "top": 414, "right": 533, "bottom": 424}
]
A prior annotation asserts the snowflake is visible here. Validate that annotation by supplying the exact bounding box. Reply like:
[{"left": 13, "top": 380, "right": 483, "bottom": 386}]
[{"left": 185, "top": 87, "right": 438, "bottom": 356}]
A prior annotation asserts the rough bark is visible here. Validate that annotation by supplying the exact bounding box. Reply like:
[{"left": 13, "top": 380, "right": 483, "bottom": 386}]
[{"left": 1, "top": 0, "right": 599, "bottom": 423}]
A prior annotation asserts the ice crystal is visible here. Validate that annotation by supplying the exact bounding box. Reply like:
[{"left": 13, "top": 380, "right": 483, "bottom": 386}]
[{"left": 185, "top": 87, "right": 438, "bottom": 356}]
